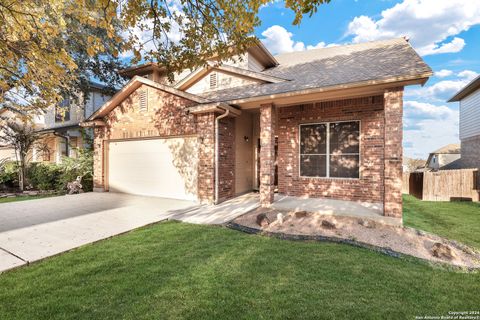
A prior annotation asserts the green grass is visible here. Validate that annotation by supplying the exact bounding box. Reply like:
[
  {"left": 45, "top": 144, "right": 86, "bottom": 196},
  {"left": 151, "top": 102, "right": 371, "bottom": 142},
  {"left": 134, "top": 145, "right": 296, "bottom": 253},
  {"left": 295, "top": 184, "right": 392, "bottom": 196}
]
[
  {"left": 0, "top": 194, "right": 57, "bottom": 204},
  {"left": 0, "top": 221, "right": 479, "bottom": 320},
  {"left": 403, "top": 194, "right": 480, "bottom": 249}
]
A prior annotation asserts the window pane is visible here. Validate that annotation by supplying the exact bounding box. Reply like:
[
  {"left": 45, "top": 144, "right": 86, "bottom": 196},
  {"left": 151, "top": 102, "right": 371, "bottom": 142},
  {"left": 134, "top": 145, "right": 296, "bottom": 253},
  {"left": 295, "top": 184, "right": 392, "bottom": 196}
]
[
  {"left": 330, "top": 155, "right": 359, "bottom": 178},
  {"left": 300, "top": 155, "right": 326, "bottom": 177},
  {"left": 329, "top": 121, "right": 359, "bottom": 155},
  {"left": 300, "top": 124, "right": 326, "bottom": 154}
]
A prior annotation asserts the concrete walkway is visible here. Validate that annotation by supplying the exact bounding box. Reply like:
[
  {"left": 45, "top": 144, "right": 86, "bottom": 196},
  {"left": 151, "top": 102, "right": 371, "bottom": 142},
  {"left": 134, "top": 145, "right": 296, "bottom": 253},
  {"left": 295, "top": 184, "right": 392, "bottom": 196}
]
[{"left": 0, "top": 192, "right": 258, "bottom": 273}]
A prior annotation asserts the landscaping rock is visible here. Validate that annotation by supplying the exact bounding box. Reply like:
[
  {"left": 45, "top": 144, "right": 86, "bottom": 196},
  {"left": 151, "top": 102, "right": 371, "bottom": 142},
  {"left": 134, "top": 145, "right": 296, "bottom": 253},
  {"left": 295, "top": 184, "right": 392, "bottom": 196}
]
[
  {"left": 294, "top": 211, "right": 308, "bottom": 218},
  {"left": 431, "top": 242, "right": 456, "bottom": 260},
  {"left": 67, "top": 176, "right": 84, "bottom": 195},
  {"left": 358, "top": 219, "right": 376, "bottom": 229},
  {"left": 321, "top": 220, "right": 336, "bottom": 229},
  {"left": 256, "top": 213, "right": 270, "bottom": 228},
  {"left": 276, "top": 213, "right": 284, "bottom": 224}
]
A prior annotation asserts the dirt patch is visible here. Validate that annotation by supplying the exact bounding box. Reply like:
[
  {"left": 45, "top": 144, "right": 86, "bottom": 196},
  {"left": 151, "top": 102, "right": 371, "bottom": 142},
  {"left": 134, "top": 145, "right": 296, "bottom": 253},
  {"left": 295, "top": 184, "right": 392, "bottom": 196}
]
[{"left": 232, "top": 208, "right": 480, "bottom": 269}]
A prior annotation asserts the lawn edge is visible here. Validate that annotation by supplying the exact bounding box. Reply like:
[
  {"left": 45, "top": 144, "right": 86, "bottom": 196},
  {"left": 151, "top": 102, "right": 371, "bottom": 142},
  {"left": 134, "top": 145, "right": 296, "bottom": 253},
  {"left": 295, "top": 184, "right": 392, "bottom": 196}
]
[{"left": 225, "top": 222, "right": 479, "bottom": 273}]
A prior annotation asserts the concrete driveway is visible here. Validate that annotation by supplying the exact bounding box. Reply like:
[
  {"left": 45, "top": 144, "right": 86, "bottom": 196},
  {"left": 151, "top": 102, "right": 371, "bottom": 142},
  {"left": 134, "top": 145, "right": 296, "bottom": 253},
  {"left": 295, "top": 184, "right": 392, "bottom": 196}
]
[{"left": 0, "top": 192, "right": 259, "bottom": 273}]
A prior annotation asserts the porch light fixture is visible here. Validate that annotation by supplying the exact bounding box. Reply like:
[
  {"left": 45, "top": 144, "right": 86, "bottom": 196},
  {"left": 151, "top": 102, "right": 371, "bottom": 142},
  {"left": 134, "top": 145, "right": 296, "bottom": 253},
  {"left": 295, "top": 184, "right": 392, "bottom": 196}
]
[{"left": 244, "top": 136, "right": 249, "bottom": 142}]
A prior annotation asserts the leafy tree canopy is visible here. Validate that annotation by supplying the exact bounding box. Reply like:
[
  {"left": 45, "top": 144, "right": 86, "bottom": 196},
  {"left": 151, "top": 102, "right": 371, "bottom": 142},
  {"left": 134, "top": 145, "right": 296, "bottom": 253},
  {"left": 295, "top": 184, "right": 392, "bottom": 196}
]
[{"left": 0, "top": 0, "right": 330, "bottom": 114}]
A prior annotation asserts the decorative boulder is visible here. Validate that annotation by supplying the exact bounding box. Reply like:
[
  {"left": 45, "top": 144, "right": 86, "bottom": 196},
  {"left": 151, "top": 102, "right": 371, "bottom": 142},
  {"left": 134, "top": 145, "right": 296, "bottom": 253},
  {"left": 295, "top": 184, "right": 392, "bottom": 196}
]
[
  {"left": 67, "top": 176, "right": 84, "bottom": 195},
  {"left": 431, "top": 242, "right": 456, "bottom": 260},
  {"left": 321, "top": 220, "right": 336, "bottom": 229},
  {"left": 276, "top": 213, "right": 284, "bottom": 224},
  {"left": 256, "top": 213, "right": 270, "bottom": 228},
  {"left": 294, "top": 211, "right": 308, "bottom": 218},
  {"left": 358, "top": 219, "right": 376, "bottom": 229}
]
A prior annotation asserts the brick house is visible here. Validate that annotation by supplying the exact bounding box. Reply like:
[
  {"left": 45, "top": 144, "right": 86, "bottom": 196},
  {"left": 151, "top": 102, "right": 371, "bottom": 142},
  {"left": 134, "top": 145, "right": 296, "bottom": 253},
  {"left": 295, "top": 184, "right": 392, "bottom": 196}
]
[{"left": 83, "top": 38, "right": 432, "bottom": 219}]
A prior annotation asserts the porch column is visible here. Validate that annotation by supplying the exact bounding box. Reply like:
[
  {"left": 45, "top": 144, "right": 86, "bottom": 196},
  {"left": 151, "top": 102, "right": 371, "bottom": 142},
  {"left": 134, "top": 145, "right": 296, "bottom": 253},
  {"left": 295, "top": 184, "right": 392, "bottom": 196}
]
[
  {"left": 93, "top": 126, "right": 106, "bottom": 192},
  {"left": 383, "top": 88, "right": 404, "bottom": 218},
  {"left": 259, "top": 103, "right": 276, "bottom": 206}
]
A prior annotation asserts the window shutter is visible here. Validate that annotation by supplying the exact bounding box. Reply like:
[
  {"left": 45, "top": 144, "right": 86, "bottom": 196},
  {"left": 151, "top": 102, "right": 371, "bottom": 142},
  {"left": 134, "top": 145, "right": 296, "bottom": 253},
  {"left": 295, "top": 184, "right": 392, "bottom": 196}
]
[{"left": 139, "top": 90, "right": 148, "bottom": 112}]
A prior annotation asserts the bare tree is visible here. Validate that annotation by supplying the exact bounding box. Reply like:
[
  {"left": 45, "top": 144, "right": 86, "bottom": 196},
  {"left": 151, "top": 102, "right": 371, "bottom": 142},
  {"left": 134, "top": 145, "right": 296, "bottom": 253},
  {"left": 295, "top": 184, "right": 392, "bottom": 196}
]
[{"left": 0, "top": 117, "right": 39, "bottom": 191}]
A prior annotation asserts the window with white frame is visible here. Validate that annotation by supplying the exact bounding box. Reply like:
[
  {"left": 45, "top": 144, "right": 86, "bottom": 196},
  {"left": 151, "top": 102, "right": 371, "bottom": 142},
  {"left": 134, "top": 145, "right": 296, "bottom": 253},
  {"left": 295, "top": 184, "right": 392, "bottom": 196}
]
[{"left": 300, "top": 121, "right": 360, "bottom": 178}]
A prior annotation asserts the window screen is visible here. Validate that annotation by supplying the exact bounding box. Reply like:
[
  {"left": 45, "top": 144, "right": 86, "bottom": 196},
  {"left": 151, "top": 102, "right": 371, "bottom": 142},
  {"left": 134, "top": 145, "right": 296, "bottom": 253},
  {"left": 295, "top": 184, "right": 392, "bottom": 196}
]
[{"left": 300, "top": 121, "right": 360, "bottom": 178}]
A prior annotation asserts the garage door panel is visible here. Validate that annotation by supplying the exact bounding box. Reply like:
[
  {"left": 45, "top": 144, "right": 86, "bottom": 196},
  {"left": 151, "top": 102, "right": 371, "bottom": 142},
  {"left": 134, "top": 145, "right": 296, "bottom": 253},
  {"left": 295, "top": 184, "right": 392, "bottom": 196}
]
[{"left": 108, "top": 138, "right": 198, "bottom": 200}]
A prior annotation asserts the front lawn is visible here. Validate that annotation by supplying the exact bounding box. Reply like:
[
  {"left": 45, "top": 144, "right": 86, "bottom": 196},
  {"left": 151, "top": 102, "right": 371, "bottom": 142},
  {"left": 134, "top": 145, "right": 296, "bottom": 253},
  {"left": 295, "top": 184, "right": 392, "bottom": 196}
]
[
  {"left": 0, "top": 221, "right": 479, "bottom": 320},
  {"left": 0, "top": 194, "right": 57, "bottom": 204},
  {"left": 403, "top": 194, "right": 480, "bottom": 249}
]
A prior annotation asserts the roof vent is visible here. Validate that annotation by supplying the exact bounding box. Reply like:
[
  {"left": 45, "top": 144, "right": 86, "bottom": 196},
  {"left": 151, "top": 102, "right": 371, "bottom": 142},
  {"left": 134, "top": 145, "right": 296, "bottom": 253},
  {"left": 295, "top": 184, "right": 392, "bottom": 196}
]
[
  {"left": 209, "top": 72, "right": 218, "bottom": 89},
  {"left": 139, "top": 90, "right": 148, "bottom": 112}
]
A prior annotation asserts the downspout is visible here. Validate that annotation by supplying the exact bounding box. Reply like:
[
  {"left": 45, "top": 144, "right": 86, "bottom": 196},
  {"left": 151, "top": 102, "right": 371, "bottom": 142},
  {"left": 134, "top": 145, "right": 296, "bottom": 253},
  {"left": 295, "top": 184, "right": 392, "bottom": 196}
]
[{"left": 214, "top": 107, "right": 230, "bottom": 204}]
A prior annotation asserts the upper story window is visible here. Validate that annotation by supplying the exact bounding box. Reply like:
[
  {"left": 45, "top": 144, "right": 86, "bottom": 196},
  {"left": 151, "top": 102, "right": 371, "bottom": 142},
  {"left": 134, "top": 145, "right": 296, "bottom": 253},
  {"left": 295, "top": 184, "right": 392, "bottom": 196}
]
[
  {"left": 300, "top": 121, "right": 360, "bottom": 179},
  {"left": 209, "top": 72, "right": 218, "bottom": 89},
  {"left": 55, "top": 97, "right": 70, "bottom": 122}
]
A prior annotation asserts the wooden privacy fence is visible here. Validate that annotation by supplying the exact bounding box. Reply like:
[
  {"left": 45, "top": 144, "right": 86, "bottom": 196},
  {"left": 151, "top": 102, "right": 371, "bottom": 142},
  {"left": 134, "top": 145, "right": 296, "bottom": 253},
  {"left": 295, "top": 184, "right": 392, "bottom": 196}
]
[{"left": 403, "top": 169, "right": 480, "bottom": 202}]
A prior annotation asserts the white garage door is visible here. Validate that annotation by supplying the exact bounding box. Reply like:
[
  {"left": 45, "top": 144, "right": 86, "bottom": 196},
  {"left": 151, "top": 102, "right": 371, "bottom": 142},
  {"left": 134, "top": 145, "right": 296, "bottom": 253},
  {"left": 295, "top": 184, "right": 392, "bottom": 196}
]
[{"left": 108, "top": 137, "right": 199, "bottom": 201}]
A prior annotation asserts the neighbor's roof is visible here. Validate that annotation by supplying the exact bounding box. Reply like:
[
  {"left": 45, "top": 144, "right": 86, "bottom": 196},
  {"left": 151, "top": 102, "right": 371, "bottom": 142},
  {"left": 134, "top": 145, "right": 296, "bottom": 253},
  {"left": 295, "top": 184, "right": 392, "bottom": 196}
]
[
  {"left": 430, "top": 143, "right": 461, "bottom": 154},
  {"left": 448, "top": 75, "right": 480, "bottom": 102},
  {"left": 200, "top": 38, "right": 432, "bottom": 103}
]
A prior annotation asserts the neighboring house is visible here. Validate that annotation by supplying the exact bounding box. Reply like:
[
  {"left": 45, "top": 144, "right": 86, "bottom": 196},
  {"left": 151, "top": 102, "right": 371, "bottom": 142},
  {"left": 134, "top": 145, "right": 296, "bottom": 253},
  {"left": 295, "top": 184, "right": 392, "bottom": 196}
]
[
  {"left": 425, "top": 144, "right": 461, "bottom": 170},
  {"left": 0, "top": 108, "right": 18, "bottom": 161},
  {"left": 34, "top": 82, "right": 112, "bottom": 163},
  {"left": 449, "top": 75, "right": 480, "bottom": 169},
  {"left": 83, "top": 38, "right": 432, "bottom": 220}
]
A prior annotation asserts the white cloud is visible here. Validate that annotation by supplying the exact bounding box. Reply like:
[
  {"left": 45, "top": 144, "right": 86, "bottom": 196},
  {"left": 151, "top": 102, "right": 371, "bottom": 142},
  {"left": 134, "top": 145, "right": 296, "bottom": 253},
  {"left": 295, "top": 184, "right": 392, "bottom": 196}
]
[
  {"left": 260, "top": 25, "right": 333, "bottom": 54},
  {"left": 406, "top": 70, "right": 479, "bottom": 101},
  {"left": 435, "top": 69, "right": 453, "bottom": 78},
  {"left": 346, "top": 0, "right": 480, "bottom": 56},
  {"left": 403, "top": 101, "right": 459, "bottom": 158},
  {"left": 457, "top": 70, "right": 479, "bottom": 80}
]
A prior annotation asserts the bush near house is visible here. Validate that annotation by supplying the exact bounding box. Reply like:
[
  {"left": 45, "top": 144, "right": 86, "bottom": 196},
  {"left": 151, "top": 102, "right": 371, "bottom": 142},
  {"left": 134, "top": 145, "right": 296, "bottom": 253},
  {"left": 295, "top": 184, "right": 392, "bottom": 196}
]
[{"left": 0, "top": 148, "right": 93, "bottom": 193}]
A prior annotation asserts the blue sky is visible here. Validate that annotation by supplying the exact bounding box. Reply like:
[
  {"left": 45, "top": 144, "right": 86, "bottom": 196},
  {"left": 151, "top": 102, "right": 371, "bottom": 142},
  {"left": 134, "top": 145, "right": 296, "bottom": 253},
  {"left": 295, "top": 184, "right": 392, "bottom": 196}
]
[{"left": 255, "top": 0, "right": 480, "bottom": 159}]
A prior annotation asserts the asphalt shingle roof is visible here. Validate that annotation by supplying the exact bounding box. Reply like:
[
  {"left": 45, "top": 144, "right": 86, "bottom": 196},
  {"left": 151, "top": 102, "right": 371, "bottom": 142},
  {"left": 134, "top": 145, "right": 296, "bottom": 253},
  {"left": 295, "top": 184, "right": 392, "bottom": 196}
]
[{"left": 199, "top": 38, "right": 432, "bottom": 103}]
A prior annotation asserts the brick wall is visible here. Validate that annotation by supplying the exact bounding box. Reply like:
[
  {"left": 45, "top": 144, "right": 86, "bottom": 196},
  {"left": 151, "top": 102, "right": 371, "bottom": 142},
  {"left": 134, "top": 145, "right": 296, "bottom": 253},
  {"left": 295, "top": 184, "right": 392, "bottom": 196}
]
[
  {"left": 461, "top": 134, "right": 480, "bottom": 169},
  {"left": 260, "top": 103, "right": 276, "bottom": 206},
  {"left": 92, "top": 84, "right": 211, "bottom": 198},
  {"left": 217, "top": 117, "right": 235, "bottom": 201},
  {"left": 277, "top": 95, "right": 386, "bottom": 204},
  {"left": 196, "top": 112, "right": 215, "bottom": 203},
  {"left": 383, "top": 88, "right": 403, "bottom": 218}
]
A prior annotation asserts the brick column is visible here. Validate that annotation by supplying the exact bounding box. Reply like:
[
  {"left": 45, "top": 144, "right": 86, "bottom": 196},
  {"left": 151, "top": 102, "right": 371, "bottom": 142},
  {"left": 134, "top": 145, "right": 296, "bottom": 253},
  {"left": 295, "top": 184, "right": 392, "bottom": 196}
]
[
  {"left": 93, "top": 126, "right": 106, "bottom": 192},
  {"left": 260, "top": 103, "right": 276, "bottom": 206},
  {"left": 197, "top": 112, "right": 216, "bottom": 204},
  {"left": 384, "top": 88, "right": 404, "bottom": 218}
]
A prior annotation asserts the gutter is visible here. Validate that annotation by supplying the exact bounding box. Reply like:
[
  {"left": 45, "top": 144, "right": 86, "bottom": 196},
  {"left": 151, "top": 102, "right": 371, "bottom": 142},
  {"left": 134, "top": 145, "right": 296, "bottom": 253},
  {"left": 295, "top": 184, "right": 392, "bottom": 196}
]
[{"left": 214, "top": 107, "right": 230, "bottom": 204}]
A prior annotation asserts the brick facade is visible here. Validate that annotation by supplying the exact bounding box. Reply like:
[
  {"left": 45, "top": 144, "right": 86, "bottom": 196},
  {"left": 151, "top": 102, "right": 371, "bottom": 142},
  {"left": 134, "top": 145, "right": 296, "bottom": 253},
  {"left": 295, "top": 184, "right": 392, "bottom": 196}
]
[
  {"left": 260, "top": 103, "right": 276, "bottom": 206},
  {"left": 92, "top": 84, "right": 236, "bottom": 204},
  {"left": 461, "top": 134, "right": 480, "bottom": 169},
  {"left": 217, "top": 117, "right": 236, "bottom": 201},
  {"left": 277, "top": 95, "right": 387, "bottom": 205},
  {"left": 383, "top": 88, "right": 403, "bottom": 218}
]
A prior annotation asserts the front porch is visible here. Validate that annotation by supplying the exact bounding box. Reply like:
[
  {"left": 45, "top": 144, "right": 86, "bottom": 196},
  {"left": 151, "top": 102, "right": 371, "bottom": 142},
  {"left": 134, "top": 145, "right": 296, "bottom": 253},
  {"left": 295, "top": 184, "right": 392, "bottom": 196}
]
[{"left": 272, "top": 194, "right": 401, "bottom": 226}]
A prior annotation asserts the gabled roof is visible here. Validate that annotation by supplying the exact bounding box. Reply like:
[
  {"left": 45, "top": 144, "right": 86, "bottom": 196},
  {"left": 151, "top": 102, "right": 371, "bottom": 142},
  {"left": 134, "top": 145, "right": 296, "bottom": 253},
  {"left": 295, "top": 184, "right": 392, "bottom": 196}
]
[
  {"left": 430, "top": 143, "right": 461, "bottom": 155},
  {"left": 199, "top": 38, "right": 432, "bottom": 104},
  {"left": 174, "top": 62, "right": 288, "bottom": 90},
  {"left": 448, "top": 75, "right": 480, "bottom": 102},
  {"left": 87, "top": 76, "right": 209, "bottom": 121}
]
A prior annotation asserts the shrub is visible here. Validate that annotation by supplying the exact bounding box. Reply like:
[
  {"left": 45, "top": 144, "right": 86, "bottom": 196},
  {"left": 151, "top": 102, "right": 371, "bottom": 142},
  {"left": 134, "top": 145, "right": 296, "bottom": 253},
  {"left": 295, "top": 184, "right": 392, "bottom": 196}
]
[
  {"left": 56, "top": 147, "right": 93, "bottom": 192},
  {"left": 0, "top": 161, "right": 19, "bottom": 190},
  {"left": 28, "top": 162, "right": 62, "bottom": 191}
]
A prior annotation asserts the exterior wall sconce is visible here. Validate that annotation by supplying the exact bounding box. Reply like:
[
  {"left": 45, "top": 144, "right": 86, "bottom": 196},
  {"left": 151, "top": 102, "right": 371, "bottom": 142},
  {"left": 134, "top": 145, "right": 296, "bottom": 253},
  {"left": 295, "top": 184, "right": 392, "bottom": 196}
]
[{"left": 244, "top": 136, "right": 249, "bottom": 142}]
